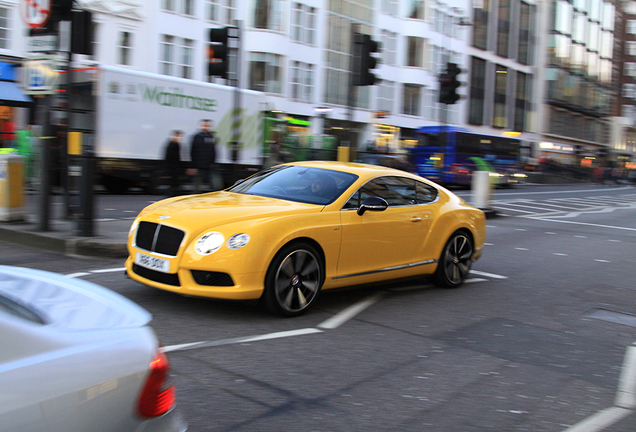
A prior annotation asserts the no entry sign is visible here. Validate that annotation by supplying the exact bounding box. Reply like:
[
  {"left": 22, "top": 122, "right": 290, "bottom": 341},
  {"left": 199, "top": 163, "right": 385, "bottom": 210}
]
[{"left": 20, "top": 0, "right": 51, "bottom": 29}]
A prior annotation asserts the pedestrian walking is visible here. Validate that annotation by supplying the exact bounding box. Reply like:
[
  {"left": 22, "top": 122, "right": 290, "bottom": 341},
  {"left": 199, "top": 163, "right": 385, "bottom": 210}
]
[
  {"left": 189, "top": 119, "right": 217, "bottom": 193},
  {"left": 164, "top": 130, "right": 184, "bottom": 196}
]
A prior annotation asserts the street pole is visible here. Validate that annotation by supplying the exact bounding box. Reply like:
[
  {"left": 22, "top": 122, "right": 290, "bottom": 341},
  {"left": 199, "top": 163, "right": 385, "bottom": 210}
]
[{"left": 230, "top": 22, "right": 241, "bottom": 184}]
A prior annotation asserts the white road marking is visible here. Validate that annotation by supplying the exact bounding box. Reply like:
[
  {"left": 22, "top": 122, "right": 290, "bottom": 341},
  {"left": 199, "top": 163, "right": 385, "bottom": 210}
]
[
  {"left": 161, "top": 328, "right": 324, "bottom": 353},
  {"left": 91, "top": 267, "right": 127, "bottom": 274},
  {"left": 616, "top": 345, "right": 636, "bottom": 409},
  {"left": 465, "top": 278, "right": 488, "bottom": 284},
  {"left": 515, "top": 247, "right": 529, "bottom": 251},
  {"left": 318, "top": 292, "right": 385, "bottom": 330},
  {"left": 562, "top": 407, "right": 632, "bottom": 432},
  {"left": 484, "top": 242, "right": 494, "bottom": 246},
  {"left": 65, "top": 272, "right": 90, "bottom": 278},
  {"left": 469, "top": 270, "right": 508, "bottom": 279},
  {"left": 531, "top": 218, "right": 636, "bottom": 232},
  {"left": 575, "top": 235, "right": 587, "bottom": 238},
  {"left": 545, "top": 232, "right": 557, "bottom": 235},
  {"left": 490, "top": 186, "right": 632, "bottom": 196},
  {"left": 595, "top": 259, "right": 610, "bottom": 263},
  {"left": 553, "top": 253, "right": 568, "bottom": 256},
  {"left": 608, "top": 239, "right": 621, "bottom": 243}
]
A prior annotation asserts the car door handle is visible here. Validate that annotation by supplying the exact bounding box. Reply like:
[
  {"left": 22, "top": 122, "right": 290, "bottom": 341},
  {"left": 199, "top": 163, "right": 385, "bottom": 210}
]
[{"left": 410, "top": 217, "right": 422, "bottom": 222}]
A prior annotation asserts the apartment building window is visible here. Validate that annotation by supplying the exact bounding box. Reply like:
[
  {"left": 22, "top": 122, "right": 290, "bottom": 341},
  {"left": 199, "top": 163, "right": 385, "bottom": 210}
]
[
  {"left": 406, "top": 36, "right": 424, "bottom": 67},
  {"left": 628, "top": 42, "right": 636, "bottom": 56},
  {"left": 473, "top": 0, "right": 489, "bottom": 50},
  {"left": 291, "top": 3, "right": 316, "bottom": 45},
  {"left": 160, "top": 36, "right": 194, "bottom": 78},
  {"left": 468, "top": 57, "right": 486, "bottom": 125},
  {"left": 378, "top": 80, "right": 394, "bottom": 113},
  {"left": 424, "top": 88, "right": 439, "bottom": 121},
  {"left": 249, "top": 52, "right": 283, "bottom": 94},
  {"left": 518, "top": 2, "right": 533, "bottom": 65},
  {"left": 381, "top": 30, "right": 397, "bottom": 66},
  {"left": 160, "top": 35, "right": 175, "bottom": 75},
  {"left": 163, "top": 0, "right": 194, "bottom": 15},
  {"left": 626, "top": 62, "right": 636, "bottom": 77},
  {"left": 628, "top": 20, "right": 636, "bottom": 34},
  {"left": 207, "top": 0, "right": 236, "bottom": 24},
  {"left": 119, "top": 31, "right": 132, "bottom": 66},
  {"left": 497, "top": 0, "right": 511, "bottom": 57},
  {"left": 514, "top": 72, "right": 528, "bottom": 131},
  {"left": 253, "top": 0, "right": 283, "bottom": 31},
  {"left": 624, "top": 84, "right": 636, "bottom": 99},
  {"left": 402, "top": 84, "right": 421, "bottom": 116},
  {"left": 382, "top": 0, "right": 398, "bottom": 16},
  {"left": 493, "top": 65, "right": 508, "bottom": 128},
  {"left": 0, "top": 6, "right": 9, "bottom": 49},
  {"left": 407, "top": 0, "right": 425, "bottom": 19},
  {"left": 290, "top": 61, "right": 313, "bottom": 102}
]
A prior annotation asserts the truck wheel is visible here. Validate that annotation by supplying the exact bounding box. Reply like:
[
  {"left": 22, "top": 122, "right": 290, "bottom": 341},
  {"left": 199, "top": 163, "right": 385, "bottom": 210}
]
[{"left": 102, "top": 176, "right": 130, "bottom": 194}]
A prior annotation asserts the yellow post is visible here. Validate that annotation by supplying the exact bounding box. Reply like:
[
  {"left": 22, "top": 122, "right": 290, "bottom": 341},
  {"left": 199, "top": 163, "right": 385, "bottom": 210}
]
[
  {"left": 68, "top": 131, "right": 82, "bottom": 155},
  {"left": 337, "top": 146, "right": 350, "bottom": 162}
]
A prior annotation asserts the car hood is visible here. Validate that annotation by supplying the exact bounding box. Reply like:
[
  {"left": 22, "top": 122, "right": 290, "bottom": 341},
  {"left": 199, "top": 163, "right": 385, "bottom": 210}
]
[
  {"left": 139, "top": 191, "right": 321, "bottom": 228},
  {"left": 0, "top": 266, "right": 152, "bottom": 330}
]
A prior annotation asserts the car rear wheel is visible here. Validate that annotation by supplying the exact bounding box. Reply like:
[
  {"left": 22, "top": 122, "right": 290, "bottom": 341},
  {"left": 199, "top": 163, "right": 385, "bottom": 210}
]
[
  {"left": 263, "top": 243, "right": 323, "bottom": 317},
  {"left": 434, "top": 231, "right": 473, "bottom": 288}
]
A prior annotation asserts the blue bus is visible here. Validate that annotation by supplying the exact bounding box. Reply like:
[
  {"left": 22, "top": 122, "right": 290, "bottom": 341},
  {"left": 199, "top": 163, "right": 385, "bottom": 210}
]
[{"left": 410, "top": 126, "right": 522, "bottom": 187}]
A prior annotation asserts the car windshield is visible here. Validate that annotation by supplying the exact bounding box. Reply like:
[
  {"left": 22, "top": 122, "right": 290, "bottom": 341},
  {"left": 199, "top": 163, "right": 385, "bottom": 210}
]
[{"left": 229, "top": 166, "right": 358, "bottom": 205}]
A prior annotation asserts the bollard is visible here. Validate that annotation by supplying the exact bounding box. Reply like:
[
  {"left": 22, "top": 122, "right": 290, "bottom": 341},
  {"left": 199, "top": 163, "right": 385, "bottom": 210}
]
[
  {"left": 471, "top": 170, "right": 492, "bottom": 210},
  {"left": 0, "top": 154, "right": 25, "bottom": 222}
]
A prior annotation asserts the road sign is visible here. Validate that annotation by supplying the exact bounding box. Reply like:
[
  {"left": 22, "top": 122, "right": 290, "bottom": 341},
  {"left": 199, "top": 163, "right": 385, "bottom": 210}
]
[
  {"left": 20, "top": 0, "right": 51, "bottom": 28},
  {"left": 27, "top": 34, "right": 58, "bottom": 52},
  {"left": 21, "top": 56, "right": 58, "bottom": 95}
]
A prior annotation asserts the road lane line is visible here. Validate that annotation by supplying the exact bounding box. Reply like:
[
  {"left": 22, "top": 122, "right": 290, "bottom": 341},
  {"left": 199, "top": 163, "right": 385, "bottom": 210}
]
[
  {"left": 469, "top": 270, "right": 508, "bottom": 279},
  {"left": 562, "top": 407, "right": 632, "bottom": 432},
  {"left": 161, "top": 328, "right": 323, "bottom": 353},
  {"left": 464, "top": 278, "right": 488, "bottom": 283},
  {"left": 616, "top": 345, "right": 636, "bottom": 409},
  {"left": 531, "top": 219, "right": 636, "bottom": 231},
  {"left": 318, "top": 292, "right": 385, "bottom": 329},
  {"left": 91, "top": 267, "right": 127, "bottom": 273},
  {"left": 66, "top": 272, "right": 90, "bottom": 278}
]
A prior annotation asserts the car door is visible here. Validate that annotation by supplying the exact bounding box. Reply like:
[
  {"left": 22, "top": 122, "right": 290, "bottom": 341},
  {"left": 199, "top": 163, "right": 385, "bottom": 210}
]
[{"left": 337, "top": 176, "right": 433, "bottom": 280}]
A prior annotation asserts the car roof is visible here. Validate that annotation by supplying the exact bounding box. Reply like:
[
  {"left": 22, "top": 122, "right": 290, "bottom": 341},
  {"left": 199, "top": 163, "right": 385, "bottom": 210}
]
[{"left": 284, "top": 161, "right": 418, "bottom": 182}]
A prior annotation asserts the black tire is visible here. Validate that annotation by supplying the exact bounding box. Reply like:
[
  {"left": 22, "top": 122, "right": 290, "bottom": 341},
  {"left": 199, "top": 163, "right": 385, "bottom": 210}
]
[
  {"left": 102, "top": 175, "right": 130, "bottom": 194},
  {"left": 263, "top": 242, "right": 323, "bottom": 317},
  {"left": 433, "top": 231, "right": 473, "bottom": 288}
]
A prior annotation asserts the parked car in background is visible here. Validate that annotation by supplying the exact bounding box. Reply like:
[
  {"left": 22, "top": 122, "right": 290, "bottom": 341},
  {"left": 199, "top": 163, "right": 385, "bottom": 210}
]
[{"left": 0, "top": 266, "right": 187, "bottom": 432}]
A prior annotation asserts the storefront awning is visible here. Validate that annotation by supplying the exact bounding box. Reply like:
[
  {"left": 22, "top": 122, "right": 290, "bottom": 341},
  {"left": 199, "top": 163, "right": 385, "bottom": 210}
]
[{"left": 0, "top": 80, "right": 33, "bottom": 107}]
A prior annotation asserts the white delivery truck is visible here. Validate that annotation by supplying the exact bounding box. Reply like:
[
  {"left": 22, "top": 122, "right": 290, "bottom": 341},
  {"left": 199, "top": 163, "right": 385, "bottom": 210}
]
[{"left": 73, "top": 65, "right": 265, "bottom": 193}]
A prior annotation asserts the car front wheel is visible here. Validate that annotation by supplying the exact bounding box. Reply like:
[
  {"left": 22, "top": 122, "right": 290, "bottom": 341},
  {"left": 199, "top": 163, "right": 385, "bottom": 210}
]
[
  {"left": 263, "top": 242, "right": 323, "bottom": 317},
  {"left": 434, "top": 231, "right": 473, "bottom": 288}
]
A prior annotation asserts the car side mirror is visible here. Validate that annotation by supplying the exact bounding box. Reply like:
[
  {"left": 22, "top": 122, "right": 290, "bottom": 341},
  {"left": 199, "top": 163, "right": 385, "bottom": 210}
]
[{"left": 357, "top": 197, "right": 388, "bottom": 216}]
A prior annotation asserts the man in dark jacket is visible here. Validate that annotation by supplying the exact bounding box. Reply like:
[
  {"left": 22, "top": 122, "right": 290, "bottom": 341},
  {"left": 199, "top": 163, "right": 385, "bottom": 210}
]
[
  {"left": 189, "top": 119, "right": 217, "bottom": 193},
  {"left": 164, "top": 130, "right": 184, "bottom": 196}
]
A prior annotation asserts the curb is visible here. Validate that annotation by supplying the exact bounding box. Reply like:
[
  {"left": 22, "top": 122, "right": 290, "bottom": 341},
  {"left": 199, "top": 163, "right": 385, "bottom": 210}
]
[{"left": 0, "top": 225, "right": 128, "bottom": 259}]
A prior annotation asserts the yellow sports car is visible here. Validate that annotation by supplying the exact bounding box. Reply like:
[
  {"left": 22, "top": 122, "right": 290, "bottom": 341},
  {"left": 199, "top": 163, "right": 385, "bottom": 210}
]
[{"left": 126, "top": 161, "right": 486, "bottom": 316}]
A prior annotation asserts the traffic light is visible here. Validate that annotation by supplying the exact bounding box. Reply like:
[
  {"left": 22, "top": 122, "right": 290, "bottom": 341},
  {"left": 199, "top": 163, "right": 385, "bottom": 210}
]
[
  {"left": 208, "top": 27, "right": 232, "bottom": 79},
  {"left": 71, "top": 10, "right": 93, "bottom": 55},
  {"left": 439, "top": 62, "right": 461, "bottom": 104},
  {"left": 352, "top": 33, "right": 381, "bottom": 86}
]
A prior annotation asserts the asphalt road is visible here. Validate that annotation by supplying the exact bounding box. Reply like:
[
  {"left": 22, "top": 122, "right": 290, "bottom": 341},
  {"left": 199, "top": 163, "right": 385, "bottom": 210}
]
[{"left": 3, "top": 184, "right": 636, "bottom": 432}]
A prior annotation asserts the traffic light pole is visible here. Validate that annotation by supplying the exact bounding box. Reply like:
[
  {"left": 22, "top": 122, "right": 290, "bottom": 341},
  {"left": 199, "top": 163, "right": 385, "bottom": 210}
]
[{"left": 231, "top": 23, "right": 242, "bottom": 182}]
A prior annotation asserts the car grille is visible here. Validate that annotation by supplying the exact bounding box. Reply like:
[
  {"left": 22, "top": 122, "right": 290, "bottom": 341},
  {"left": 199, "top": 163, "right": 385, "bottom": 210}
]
[
  {"left": 136, "top": 222, "right": 184, "bottom": 257},
  {"left": 132, "top": 264, "right": 180, "bottom": 286},
  {"left": 191, "top": 270, "right": 235, "bottom": 287}
]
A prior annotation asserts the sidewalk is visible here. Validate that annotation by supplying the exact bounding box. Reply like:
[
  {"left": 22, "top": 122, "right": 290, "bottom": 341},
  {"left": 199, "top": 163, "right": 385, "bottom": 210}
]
[{"left": 0, "top": 192, "right": 140, "bottom": 258}]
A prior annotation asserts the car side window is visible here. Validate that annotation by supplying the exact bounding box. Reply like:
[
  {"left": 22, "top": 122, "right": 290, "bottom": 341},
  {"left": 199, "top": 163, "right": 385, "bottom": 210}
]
[
  {"left": 416, "top": 181, "right": 438, "bottom": 204},
  {"left": 345, "top": 176, "right": 416, "bottom": 208}
]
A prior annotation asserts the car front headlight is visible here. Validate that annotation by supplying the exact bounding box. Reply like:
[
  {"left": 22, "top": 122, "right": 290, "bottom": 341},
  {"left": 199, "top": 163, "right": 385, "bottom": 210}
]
[
  {"left": 227, "top": 233, "right": 250, "bottom": 250},
  {"left": 195, "top": 232, "right": 225, "bottom": 255},
  {"left": 129, "top": 219, "right": 139, "bottom": 237}
]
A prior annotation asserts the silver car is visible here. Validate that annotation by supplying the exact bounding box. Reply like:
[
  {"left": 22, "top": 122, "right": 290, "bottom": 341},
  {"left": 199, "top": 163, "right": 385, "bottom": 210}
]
[{"left": 0, "top": 265, "right": 187, "bottom": 432}]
